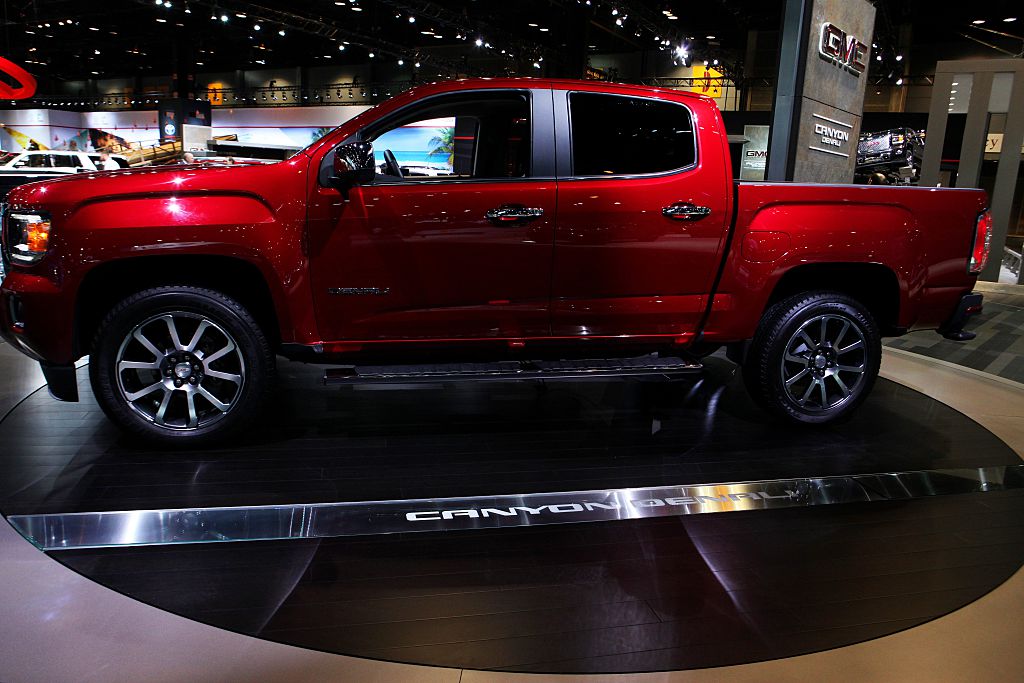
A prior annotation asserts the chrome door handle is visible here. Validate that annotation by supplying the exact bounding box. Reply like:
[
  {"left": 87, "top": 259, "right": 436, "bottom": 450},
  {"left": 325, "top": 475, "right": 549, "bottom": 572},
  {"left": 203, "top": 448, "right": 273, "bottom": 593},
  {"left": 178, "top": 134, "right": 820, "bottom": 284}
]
[
  {"left": 663, "top": 202, "right": 711, "bottom": 221},
  {"left": 485, "top": 204, "right": 544, "bottom": 224}
]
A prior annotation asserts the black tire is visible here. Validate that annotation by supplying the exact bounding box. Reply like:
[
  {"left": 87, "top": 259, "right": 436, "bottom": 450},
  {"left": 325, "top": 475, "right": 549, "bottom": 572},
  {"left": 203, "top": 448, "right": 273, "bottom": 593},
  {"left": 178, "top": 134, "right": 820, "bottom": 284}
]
[
  {"left": 89, "top": 286, "right": 275, "bottom": 447},
  {"left": 742, "top": 291, "right": 881, "bottom": 425}
]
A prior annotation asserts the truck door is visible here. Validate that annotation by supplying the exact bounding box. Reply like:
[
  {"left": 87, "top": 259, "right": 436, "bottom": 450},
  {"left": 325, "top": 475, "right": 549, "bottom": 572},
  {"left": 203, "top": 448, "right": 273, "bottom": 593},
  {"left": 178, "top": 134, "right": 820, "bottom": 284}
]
[
  {"left": 307, "top": 88, "right": 557, "bottom": 342},
  {"left": 551, "top": 91, "right": 731, "bottom": 339}
]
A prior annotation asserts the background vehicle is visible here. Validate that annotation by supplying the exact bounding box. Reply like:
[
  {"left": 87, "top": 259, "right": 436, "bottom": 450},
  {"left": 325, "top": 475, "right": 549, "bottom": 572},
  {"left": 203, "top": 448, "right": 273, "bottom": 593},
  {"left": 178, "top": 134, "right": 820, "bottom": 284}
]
[
  {"left": 0, "top": 150, "right": 129, "bottom": 198},
  {"left": 0, "top": 79, "right": 991, "bottom": 445},
  {"left": 855, "top": 127, "right": 925, "bottom": 184}
]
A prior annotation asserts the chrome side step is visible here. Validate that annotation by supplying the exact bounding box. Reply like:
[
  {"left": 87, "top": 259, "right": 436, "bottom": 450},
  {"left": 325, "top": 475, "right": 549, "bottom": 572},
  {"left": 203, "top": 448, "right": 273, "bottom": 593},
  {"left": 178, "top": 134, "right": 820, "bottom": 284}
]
[{"left": 323, "top": 355, "right": 702, "bottom": 385}]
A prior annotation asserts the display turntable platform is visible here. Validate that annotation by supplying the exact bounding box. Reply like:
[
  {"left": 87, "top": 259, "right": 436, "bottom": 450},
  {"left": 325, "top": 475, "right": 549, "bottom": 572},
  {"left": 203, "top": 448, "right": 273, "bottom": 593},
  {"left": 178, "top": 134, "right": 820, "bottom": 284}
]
[{"left": 1, "top": 353, "right": 1022, "bottom": 674}]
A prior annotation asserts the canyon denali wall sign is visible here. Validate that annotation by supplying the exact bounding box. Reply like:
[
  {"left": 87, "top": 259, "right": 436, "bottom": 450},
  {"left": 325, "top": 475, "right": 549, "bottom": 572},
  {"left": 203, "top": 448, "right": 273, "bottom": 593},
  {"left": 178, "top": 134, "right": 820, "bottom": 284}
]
[{"left": 790, "top": 0, "right": 875, "bottom": 183}]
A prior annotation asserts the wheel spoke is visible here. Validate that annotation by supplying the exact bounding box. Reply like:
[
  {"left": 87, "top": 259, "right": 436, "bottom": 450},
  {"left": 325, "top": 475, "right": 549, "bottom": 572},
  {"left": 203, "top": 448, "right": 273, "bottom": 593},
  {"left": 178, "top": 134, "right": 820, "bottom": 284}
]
[
  {"left": 161, "top": 315, "right": 185, "bottom": 351},
  {"left": 186, "top": 392, "right": 199, "bottom": 428},
  {"left": 798, "top": 331, "right": 816, "bottom": 350},
  {"left": 785, "top": 368, "right": 810, "bottom": 386},
  {"left": 125, "top": 381, "right": 164, "bottom": 402},
  {"left": 197, "top": 386, "right": 230, "bottom": 412},
  {"left": 837, "top": 364, "right": 865, "bottom": 373},
  {"left": 203, "top": 339, "right": 236, "bottom": 365},
  {"left": 153, "top": 389, "right": 173, "bottom": 426},
  {"left": 118, "top": 359, "right": 160, "bottom": 371},
  {"left": 831, "top": 373, "right": 851, "bottom": 398},
  {"left": 784, "top": 352, "right": 809, "bottom": 366},
  {"left": 205, "top": 369, "right": 242, "bottom": 384},
  {"left": 818, "top": 378, "right": 829, "bottom": 407},
  {"left": 819, "top": 317, "right": 828, "bottom": 346},
  {"left": 799, "top": 379, "right": 817, "bottom": 405},
  {"left": 835, "top": 320, "right": 850, "bottom": 348},
  {"left": 838, "top": 339, "right": 863, "bottom": 354},
  {"left": 132, "top": 328, "right": 164, "bottom": 359},
  {"left": 185, "top": 320, "right": 212, "bottom": 353}
]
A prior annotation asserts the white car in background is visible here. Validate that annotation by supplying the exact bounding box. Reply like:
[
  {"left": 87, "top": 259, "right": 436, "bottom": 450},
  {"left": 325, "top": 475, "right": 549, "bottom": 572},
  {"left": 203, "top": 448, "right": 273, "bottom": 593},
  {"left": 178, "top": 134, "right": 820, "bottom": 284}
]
[
  {"left": 0, "top": 150, "right": 130, "bottom": 200},
  {"left": 0, "top": 150, "right": 129, "bottom": 174}
]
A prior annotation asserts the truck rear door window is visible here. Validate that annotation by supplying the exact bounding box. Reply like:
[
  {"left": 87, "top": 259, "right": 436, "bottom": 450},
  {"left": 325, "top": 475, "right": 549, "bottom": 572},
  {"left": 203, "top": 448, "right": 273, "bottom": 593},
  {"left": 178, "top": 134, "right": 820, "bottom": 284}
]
[{"left": 568, "top": 92, "right": 696, "bottom": 176}]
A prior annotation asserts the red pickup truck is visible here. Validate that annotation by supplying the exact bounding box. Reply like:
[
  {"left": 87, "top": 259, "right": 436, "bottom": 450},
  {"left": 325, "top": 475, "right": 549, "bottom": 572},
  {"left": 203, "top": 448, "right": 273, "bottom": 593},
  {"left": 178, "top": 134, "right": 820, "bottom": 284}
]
[{"left": 1, "top": 78, "right": 991, "bottom": 445}]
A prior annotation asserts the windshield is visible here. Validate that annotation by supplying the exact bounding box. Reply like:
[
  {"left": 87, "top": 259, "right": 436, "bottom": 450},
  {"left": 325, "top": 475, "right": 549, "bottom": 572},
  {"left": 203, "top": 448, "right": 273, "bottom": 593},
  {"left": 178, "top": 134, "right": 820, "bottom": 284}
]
[{"left": 0, "top": 152, "right": 20, "bottom": 166}]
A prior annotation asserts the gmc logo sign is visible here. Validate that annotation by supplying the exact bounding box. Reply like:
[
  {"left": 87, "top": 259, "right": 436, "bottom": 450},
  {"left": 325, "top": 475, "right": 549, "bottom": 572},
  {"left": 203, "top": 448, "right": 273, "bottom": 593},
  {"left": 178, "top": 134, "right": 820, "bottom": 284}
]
[{"left": 818, "top": 23, "right": 867, "bottom": 76}]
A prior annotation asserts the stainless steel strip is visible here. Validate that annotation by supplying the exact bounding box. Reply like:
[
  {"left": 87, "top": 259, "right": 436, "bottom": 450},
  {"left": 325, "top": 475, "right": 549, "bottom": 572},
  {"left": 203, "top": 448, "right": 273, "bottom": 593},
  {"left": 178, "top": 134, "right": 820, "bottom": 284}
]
[{"left": 9, "top": 465, "right": 1024, "bottom": 551}]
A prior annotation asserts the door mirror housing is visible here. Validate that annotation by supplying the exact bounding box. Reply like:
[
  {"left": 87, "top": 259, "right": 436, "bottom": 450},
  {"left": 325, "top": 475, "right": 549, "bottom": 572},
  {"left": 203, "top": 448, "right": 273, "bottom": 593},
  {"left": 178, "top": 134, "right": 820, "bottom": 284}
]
[{"left": 328, "top": 141, "right": 375, "bottom": 193}]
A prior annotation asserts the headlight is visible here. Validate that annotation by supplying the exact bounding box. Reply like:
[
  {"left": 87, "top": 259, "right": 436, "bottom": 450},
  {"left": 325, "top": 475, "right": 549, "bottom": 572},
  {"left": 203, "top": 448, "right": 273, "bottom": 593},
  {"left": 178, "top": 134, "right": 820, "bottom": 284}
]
[{"left": 7, "top": 211, "right": 52, "bottom": 264}]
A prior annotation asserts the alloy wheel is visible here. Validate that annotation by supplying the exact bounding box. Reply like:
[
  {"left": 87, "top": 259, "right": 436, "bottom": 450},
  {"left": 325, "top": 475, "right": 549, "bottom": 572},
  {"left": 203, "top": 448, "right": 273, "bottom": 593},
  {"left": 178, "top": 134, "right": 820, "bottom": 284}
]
[
  {"left": 780, "top": 314, "right": 867, "bottom": 413},
  {"left": 115, "top": 311, "right": 245, "bottom": 430}
]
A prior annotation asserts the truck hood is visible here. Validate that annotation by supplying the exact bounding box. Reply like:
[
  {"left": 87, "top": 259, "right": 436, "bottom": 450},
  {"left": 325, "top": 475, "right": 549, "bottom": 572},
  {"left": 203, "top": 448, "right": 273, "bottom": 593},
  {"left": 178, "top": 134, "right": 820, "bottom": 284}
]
[{"left": 5, "top": 158, "right": 310, "bottom": 213}]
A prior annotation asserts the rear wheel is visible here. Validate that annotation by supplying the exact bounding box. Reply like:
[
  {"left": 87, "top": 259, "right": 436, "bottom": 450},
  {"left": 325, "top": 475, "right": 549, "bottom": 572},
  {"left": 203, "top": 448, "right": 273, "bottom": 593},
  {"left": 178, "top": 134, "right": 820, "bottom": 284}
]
[
  {"left": 89, "top": 286, "right": 275, "bottom": 447},
  {"left": 743, "top": 292, "right": 881, "bottom": 424}
]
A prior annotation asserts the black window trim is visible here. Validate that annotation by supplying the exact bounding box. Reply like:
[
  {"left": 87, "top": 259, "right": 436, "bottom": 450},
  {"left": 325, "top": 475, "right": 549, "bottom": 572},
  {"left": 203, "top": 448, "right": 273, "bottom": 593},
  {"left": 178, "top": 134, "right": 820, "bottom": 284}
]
[
  {"left": 320, "top": 87, "right": 556, "bottom": 188},
  {"left": 557, "top": 90, "right": 700, "bottom": 181}
]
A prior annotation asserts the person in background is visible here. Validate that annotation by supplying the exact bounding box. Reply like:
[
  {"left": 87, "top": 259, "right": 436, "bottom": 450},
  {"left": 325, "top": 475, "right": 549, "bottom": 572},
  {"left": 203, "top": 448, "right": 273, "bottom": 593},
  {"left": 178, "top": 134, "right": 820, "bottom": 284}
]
[
  {"left": 98, "top": 150, "right": 120, "bottom": 171},
  {"left": 180, "top": 152, "right": 195, "bottom": 164}
]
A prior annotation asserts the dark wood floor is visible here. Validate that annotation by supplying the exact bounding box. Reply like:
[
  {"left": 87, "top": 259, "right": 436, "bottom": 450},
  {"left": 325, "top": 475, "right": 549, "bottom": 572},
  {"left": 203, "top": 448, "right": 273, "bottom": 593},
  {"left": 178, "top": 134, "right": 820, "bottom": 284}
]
[
  {"left": 1, "top": 349, "right": 1022, "bottom": 672},
  {"left": 0, "top": 356, "right": 1016, "bottom": 516},
  {"left": 56, "top": 492, "right": 1024, "bottom": 672}
]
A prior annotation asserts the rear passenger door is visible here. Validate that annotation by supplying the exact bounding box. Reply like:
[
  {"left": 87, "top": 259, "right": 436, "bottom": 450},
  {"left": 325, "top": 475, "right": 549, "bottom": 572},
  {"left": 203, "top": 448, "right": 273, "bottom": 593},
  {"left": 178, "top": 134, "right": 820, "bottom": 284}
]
[{"left": 551, "top": 91, "right": 730, "bottom": 339}]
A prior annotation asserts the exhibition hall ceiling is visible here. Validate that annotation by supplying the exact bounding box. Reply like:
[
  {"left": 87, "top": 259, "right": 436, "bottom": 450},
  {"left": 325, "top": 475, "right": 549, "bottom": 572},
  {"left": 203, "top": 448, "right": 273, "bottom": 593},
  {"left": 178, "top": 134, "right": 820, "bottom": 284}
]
[{"left": 1, "top": 0, "right": 1021, "bottom": 83}]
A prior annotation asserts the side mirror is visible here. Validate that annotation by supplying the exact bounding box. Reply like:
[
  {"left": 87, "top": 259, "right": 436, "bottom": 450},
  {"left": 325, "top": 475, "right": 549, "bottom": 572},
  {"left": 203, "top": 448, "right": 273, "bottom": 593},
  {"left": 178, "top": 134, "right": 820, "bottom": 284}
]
[{"left": 328, "top": 141, "right": 375, "bottom": 193}]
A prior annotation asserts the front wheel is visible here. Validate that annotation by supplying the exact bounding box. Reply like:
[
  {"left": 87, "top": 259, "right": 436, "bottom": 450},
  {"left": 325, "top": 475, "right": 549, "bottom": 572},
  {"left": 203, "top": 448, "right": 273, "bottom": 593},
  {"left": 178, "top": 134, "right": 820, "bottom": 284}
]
[
  {"left": 743, "top": 292, "right": 881, "bottom": 425},
  {"left": 89, "top": 286, "right": 275, "bottom": 447}
]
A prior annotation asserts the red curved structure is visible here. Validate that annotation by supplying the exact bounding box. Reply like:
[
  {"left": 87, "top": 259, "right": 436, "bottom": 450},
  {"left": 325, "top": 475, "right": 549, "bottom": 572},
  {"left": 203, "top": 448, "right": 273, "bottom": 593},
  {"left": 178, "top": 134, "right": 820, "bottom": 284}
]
[{"left": 0, "top": 57, "right": 37, "bottom": 99}]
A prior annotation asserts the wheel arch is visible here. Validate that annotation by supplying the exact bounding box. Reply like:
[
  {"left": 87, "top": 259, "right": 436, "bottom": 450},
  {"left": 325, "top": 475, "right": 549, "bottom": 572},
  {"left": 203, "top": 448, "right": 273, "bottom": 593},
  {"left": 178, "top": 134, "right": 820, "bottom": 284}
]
[
  {"left": 764, "top": 262, "right": 903, "bottom": 336},
  {"left": 75, "top": 255, "right": 284, "bottom": 356}
]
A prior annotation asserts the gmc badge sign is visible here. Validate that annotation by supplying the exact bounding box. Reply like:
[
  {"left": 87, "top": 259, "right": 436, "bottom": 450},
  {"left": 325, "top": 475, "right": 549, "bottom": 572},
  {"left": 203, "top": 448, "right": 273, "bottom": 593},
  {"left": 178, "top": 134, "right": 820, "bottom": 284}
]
[{"left": 818, "top": 23, "right": 868, "bottom": 76}]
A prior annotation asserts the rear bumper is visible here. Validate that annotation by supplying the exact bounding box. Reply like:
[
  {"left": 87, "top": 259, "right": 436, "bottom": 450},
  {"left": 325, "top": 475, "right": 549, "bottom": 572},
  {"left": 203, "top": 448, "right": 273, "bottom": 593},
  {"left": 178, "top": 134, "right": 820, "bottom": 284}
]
[{"left": 939, "top": 292, "right": 984, "bottom": 341}]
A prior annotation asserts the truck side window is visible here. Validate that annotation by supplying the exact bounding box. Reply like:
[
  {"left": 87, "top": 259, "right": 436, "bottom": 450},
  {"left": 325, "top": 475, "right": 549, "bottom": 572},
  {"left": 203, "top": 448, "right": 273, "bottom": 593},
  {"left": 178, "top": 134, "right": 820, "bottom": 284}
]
[
  {"left": 569, "top": 92, "right": 696, "bottom": 176},
  {"left": 369, "top": 92, "right": 530, "bottom": 181}
]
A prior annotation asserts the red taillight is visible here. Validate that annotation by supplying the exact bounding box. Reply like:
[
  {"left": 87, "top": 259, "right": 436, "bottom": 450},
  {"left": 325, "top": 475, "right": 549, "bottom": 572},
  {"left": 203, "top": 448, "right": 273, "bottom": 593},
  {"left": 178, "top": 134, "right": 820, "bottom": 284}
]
[{"left": 969, "top": 210, "right": 993, "bottom": 274}]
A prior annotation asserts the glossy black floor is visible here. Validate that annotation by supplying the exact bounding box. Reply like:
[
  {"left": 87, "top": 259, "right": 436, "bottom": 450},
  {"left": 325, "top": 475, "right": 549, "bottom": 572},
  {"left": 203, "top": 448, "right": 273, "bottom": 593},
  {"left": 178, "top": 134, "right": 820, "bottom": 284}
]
[{"left": 2, "top": 352, "right": 1023, "bottom": 673}]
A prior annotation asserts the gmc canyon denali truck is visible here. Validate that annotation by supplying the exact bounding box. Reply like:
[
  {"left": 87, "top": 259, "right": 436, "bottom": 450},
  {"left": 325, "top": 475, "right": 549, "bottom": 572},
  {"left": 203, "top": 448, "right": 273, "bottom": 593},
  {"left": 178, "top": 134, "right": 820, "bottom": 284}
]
[{"left": 1, "top": 79, "right": 991, "bottom": 445}]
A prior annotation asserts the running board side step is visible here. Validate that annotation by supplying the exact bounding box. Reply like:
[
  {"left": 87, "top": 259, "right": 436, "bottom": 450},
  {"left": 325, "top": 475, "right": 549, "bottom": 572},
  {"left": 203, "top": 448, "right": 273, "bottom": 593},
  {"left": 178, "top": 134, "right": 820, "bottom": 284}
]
[{"left": 323, "top": 356, "right": 702, "bottom": 385}]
